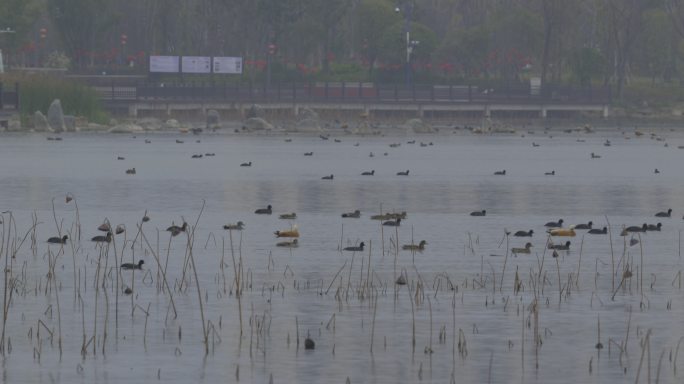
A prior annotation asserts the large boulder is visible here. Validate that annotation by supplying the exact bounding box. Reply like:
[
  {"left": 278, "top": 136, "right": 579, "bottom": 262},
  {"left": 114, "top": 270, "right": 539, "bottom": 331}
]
[
  {"left": 245, "top": 104, "right": 264, "bottom": 119},
  {"left": 7, "top": 116, "right": 22, "bottom": 132},
  {"left": 33, "top": 111, "right": 53, "bottom": 132},
  {"left": 206, "top": 109, "right": 220, "bottom": 128},
  {"left": 299, "top": 107, "right": 319, "bottom": 121},
  {"left": 136, "top": 117, "right": 163, "bottom": 131},
  {"left": 243, "top": 117, "right": 273, "bottom": 131},
  {"left": 293, "top": 118, "right": 322, "bottom": 133},
  {"left": 352, "top": 121, "right": 373, "bottom": 135},
  {"left": 63, "top": 115, "right": 76, "bottom": 132},
  {"left": 164, "top": 119, "right": 180, "bottom": 130},
  {"left": 404, "top": 118, "right": 434, "bottom": 134},
  {"left": 47, "top": 99, "right": 66, "bottom": 132},
  {"left": 108, "top": 123, "right": 144, "bottom": 134}
]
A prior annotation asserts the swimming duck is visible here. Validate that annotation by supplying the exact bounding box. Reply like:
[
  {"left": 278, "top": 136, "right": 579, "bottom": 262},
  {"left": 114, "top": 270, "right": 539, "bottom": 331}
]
[
  {"left": 176, "top": 139, "right": 184, "bottom": 144},
  {"left": 545, "top": 170, "right": 555, "bottom": 176},
  {"left": 371, "top": 212, "right": 407, "bottom": 221},
  {"left": 623, "top": 223, "right": 647, "bottom": 233},
  {"left": 125, "top": 168, "right": 136, "bottom": 174},
  {"left": 223, "top": 221, "right": 245, "bottom": 230},
  {"left": 117, "top": 156, "right": 125, "bottom": 160},
  {"left": 276, "top": 239, "right": 298, "bottom": 248},
  {"left": 304, "top": 152, "right": 313, "bottom": 156},
  {"left": 166, "top": 222, "right": 188, "bottom": 233},
  {"left": 343, "top": 242, "right": 365, "bottom": 252},
  {"left": 191, "top": 154, "right": 203, "bottom": 158},
  {"left": 574, "top": 221, "right": 593, "bottom": 230},
  {"left": 646, "top": 222, "right": 662, "bottom": 231},
  {"left": 361, "top": 170, "right": 375, "bottom": 176},
  {"left": 494, "top": 170, "right": 506, "bottom": 175},
  {"left": 255, "top": 205, "right": 272, "bottom": 214},
  {"left": 382, "top": 218, "right": 401, "bottom": 226},
  {"left": 548, "top": 241, "right": 571, "bottom": 251},
  {"left": 279, "top": 213, "right": 297, "bottom": 220},
  {"left": 654, "top": 168, "right": 660, "bottom": 174},
  {"left": 91, "top": 232, "right": 113, "bottom": 243},
  {"left": 548, "top": 226, "right": 576, "bottom": 236},
  {"left": 275, "top": 225, "right": 299, "bottom": 238},
  {"left": 470, "top": 210, "right": 486, "bottom": 217},
  {"left": 304, "top": 337, "right": 315, "bottom": 350},
  {"left": 402, "top": 240, "right": 427, "bottom": 251},
  {"left": 47, "top": 235, "right": 68, "bottom": 244},
  {"left": 511, "top": 242, "right": 533, "bottom": 255},
  {"left": 369, "top": 152, "right": 374, "bottom": 157},
  {"left": 341, "top": 210, "right": 361, "bottom": 218},
  {"left": 321, "top": 174, "right": 334, "bottom": 180},
  {"left": 397, "top": 170, "right": 409, "bottom": 176},
  {"left": 588, "top": 227, "right": 608, "bottom": 235},
  {"left": 514, "top": 230, "right": 533, "bottom": 237},
  {"left": 544, "top": 219, "right": 564, "bottom": 228},
  {"left": 240, "top": 161, "right": 252, "bottom": 167},
  {"left": 591, "top": 152, "right": 601, "bottom": 159},
  {"left": 120, "top": 260, "right": 144, "bottom": 270},
  {"left": 655, "top": 209, "right": 672, "bottom": 218}
]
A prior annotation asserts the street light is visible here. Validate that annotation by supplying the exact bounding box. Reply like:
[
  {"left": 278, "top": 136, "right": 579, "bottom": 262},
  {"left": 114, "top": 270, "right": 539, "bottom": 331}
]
[
  {"left": 395, "top": 2, "right": 417, "bottom": 89},
  {"left": 0, "top": 28, "right": 16, "bottom": 73}
]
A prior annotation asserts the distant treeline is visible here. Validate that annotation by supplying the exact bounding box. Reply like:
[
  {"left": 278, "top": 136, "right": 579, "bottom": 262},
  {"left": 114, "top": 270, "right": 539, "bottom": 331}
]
[{"left": 3, "top": 0, "right": 684, "bottom": 98}]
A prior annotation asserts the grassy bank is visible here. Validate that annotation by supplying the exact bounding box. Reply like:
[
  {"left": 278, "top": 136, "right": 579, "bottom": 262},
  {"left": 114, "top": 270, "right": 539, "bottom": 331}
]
[{"left": 1, "top": 73, "right": 109, "bottom": 125}]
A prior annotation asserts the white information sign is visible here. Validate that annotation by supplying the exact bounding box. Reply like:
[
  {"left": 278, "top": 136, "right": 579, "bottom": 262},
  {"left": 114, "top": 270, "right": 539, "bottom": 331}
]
[
  {"left": 149, "top": 56, "right": 180, "bottom": 73},
  {"left": 182, "top": 56, "right": 212, "bottom": 73},
  {"left": 213, "top": 57, "right": 243, "bottom": 74}
]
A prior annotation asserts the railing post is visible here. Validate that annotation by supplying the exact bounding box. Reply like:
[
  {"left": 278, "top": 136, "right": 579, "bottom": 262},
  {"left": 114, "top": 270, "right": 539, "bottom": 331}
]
[
  {"left": 292, "top": 82, "right": 296, "bottom": 101},
  {"left": 111, "top": 79, "right": 115, "bottom": 101},
  {"left": 324, "top": 81, "right": 329, "bottom": 99},
  {"left": 412, "top": 83, "right": 416, "bottom": 101},
  {"left": 341, "top": 81, "right": 346, "bottom": 100},
  {"left": 449, "top": 84, "right": 453, "bottom": 101},
  {"left": 468, "top": 85, "right": 472, "bottom": 102},
  {"left": 0, "top": 82, "right": 4, "bottom": 109},
  {"left": 394, "top": 84, "right": 398, "bottom": 101},
  {"left": 15, "top": 82, "right": 19, "bottom": 110},
  {"left": 277, "top": 82, "right": 281, "bottom": 101},
  {"left": 430, "top": 85, "right": 435, "bottom": 101}
]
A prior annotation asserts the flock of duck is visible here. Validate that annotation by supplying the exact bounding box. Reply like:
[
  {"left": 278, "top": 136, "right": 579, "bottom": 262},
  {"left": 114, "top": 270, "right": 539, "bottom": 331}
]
[{"left": 494, "top": 207, "right": 677, "bottom": 257}]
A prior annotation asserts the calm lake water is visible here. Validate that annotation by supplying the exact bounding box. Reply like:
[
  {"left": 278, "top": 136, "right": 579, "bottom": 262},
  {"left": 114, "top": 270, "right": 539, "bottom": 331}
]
[{"left": 0, "top": 128, "right": 683, "bottom": 383}]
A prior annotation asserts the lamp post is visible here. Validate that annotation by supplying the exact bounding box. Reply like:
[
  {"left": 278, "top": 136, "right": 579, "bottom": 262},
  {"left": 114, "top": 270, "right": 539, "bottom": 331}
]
[
  {"left": 267, "top": 42, "right": 276, "bottom": 92},
  {"left": 120, "top": 34, "right": 128, "bottom": 67},
  {"left": 395, "top": 2, "right": 418, "bottom": 89},
  {"left": 0, "top": 28, "right": 16, "bottom": 73}
]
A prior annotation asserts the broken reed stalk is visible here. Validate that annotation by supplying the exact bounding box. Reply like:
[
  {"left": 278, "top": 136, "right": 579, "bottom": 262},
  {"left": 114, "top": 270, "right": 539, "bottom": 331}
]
[
  {"left": 186, "top": 200, "right": 209, "bottom": 354},
  {"left": 370, "top": 292, "right": 378, "bottom": 353},
  {"left": 576, "top": 235, "right": 584, "bottom": 287},
  {"left": 0, "top": 213, "right": 11, "bottom": 354},
  {"left": 139, "top": 225, "right": 177, "bottom": 318},
  {"left": 228, "top": 228, "right": 243, "bottom": 336},
  {"left": 638, "top": 233, "right": 644, "bottom": 294},
  {"left": 605, "top": 215, "right": 615, "bottom": 291},
  {"left": 500, "top": 234, "right": 509, "bottom": 293}
]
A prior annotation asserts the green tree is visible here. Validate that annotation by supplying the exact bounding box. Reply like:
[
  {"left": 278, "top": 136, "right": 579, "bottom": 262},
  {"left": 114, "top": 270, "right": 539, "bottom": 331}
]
[
  {"left": 0, "top": 0, "right": 42, "bottom": 66},
  {"left": 47, "top": 0, "right": 118, "bottom": 68},
  {"left": 356, "top": 0, "right": 400, "bottom": 77},
  {"left": 569, "top": 47, "right": 606, "bottom": 85}
]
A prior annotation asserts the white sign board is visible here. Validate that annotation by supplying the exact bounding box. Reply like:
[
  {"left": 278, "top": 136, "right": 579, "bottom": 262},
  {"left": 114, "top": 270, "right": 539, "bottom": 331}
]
[
  {"left": 182, "top": 56, "right": 211, "bottom": 74},
  {"left": 149, "top": 56, "right": 180, "bottom": 73},
  {"left": 213, "top": 57, "right": 243, "bottom": 74}
]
